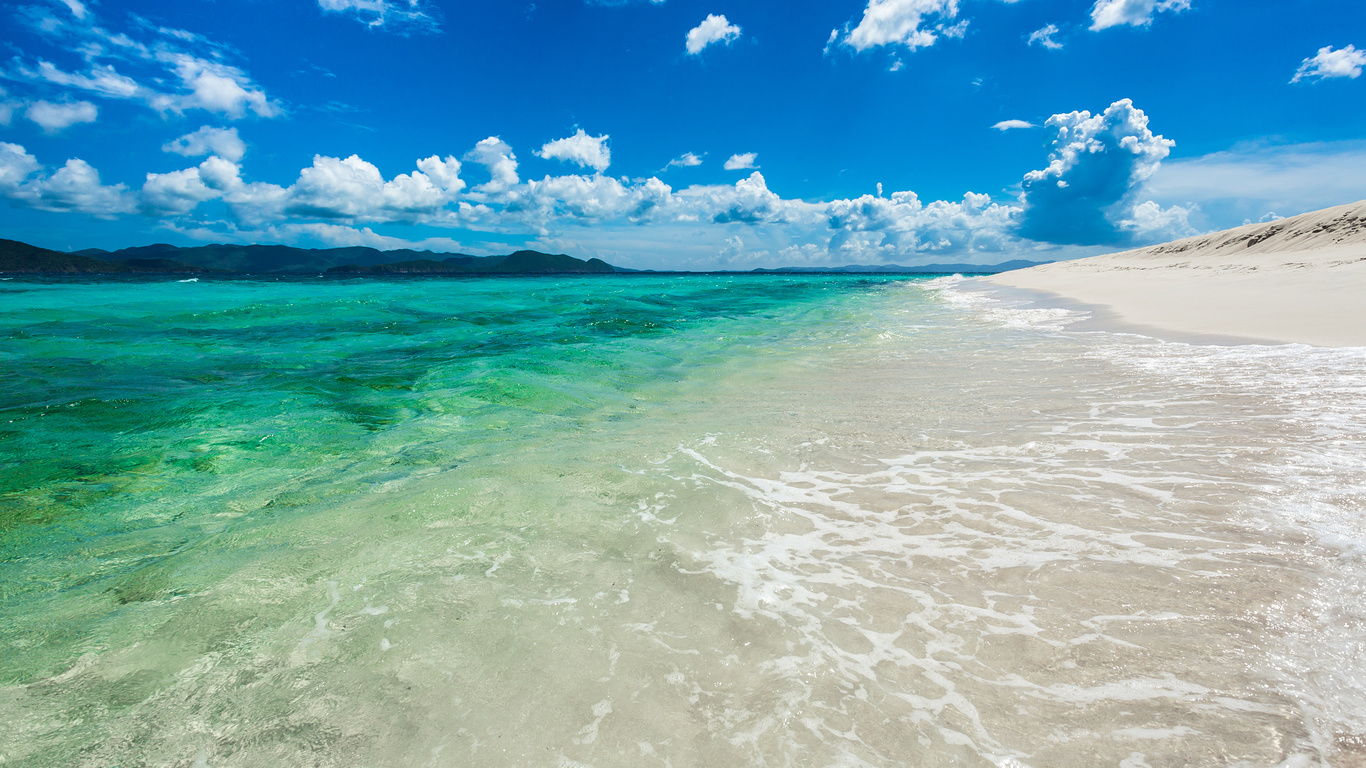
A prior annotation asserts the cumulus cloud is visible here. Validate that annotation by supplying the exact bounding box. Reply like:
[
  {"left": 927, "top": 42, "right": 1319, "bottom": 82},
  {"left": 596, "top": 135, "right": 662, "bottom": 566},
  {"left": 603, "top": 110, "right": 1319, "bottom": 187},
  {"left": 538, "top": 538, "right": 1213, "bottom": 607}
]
[
  {"left": 1117, "top": 199, "right": 1195, "bottom": 241},
  {"left": 27, "top": 161, "right": 118, "bottom": 216},
  {"left": 535, "top": 129, "right": 611, "bottom": 172},
  {"left": 1292, "top": 45, "right": 1366, "bottom": 83},
  {"left": 316, "top": 0, "right": 442, "bottom": 33},
  {"left": 25, "top": 100, "right": 98, "bottom": 132},
  {"left": 464, "top": 137, "right": 520, "bottom": 196},
  {"left": 518, "top": 174, "right": 672, "bottom": 229},
  {"left": 0, "top": 143, "right": 133, "bottom": 216},
  {"left": 1028, "top": 24, "right": 1063, "bottom": 49},
  {"left": 836, "top": 0, "right": 960, "bottom": 53},
  {"left": 1018, "top": 98, "right": 1180, "bottom": 245},
  {"left": 284, "top": 154, "right": 465, "bottom": 220},
  {"left": 824, "top": 190, "right": 1018, "bottom": 258},
  {"left": 1088, "top": 0, "right": 1190, "bottom": 31},
  {"left": 0, "top": 143, "right": 42, "bottom": 190},
  {"left": 141, "top": 164, "right": 222, "bottom": 215},
  {"left": 6, "top": 121, "right": 1201, "bottom": 269},
  {"left": 163, "top": 126, "right": 247, "bottom": 162},
  {"left": 690, "top": 171, "right": 791, "bottom": 224},
  {"left": 0, "top": 132, "right": 1030, "bottom": 268},
  {"left": 993, "top": 119, "right": 1035, "bottom": 131},
  {"left": 723, "top": 152, "right": 758, "bottom": 170},
  {"left": 666, "top": 152, "right": 704, "bottom": 169},
  {"left": 685, "top": 14, "right": 742, "bottom": 55}
]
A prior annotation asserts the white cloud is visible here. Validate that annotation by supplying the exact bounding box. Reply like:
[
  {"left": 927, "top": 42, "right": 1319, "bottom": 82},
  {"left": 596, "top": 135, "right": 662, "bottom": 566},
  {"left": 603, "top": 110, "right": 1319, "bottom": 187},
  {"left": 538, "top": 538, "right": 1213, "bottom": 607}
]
[
  {"left": 1019, "top": 98, "right": 1180, "bottom": 245},
  {"left": 25, "top": 100, "right": 98, "bottom": 132},
  {"left": 0, "top": 145, "right": 133, "bottom": 216},
  {"left": 316, "top": 0, "right": 442, "bottom": 33},
  {"left": 0, "top": 134, "right": 1032, "bottom": 268},
  {"left": 1089, "top": 0, "right": 1190, "bottom": 31},
  {"left": 284, "top": 153, "right": 464, "bottom": 220},
  {"left": 156, "top": 55, "right": 280, "bottom": 118},
  {"left": 837, "top": 0, "right": 960, "bottom": 53},
  {"left": 1144, "top": 140, "right": 1366, "bottom": 226},
  {"left": 1292, "top": 45, "right": 1366, "bottom": 83},
  {"left": 141, "top": 165, "right": 221, "bottom": 215},
  {"left": 519, "top": 173, "right": 672, "bottom": 230},
  {"left": 683, "top": 171, "right": 797, "bottom": 224},
  {"left": 8, "top": 123, "right": 1227, "bottom": 269},
  {"left": 1116, "top": 199, "right": 1195, "bottom": 242},
  {"left": 32, "top": 61, "right": 140, "bottom": 98},
  {"left": 993, "top": 119, "right": 1035, "bottom": 131},
  {"left": 535, "top": 129, "right": 611, "bottom": 172},
  {"left": 0, "top": 143, "right": 42, "bottom": 190},
  {"left": 58, "top": 0, "right": 89, "bottom": 21},
  {"left": 723, "top": 152, "right": 758, "bottom": 170},
  {"left": 464, "top": 137, "right": 520, "bottom": 196},
  {"left": 824, "top": 190, "right": 1019, "bottom": 258},
  {"left": 1027, "top": 23, "right": 1062, "bottom": 49},
  {"left": 7, "top": 4, "right": 281, "bottom": 122},
  {"left": 685, "top": 14, "right": 742, "bottom": 55},
  {"left": 163, "top": 126, "right": 247, "bottom": 162},
  {"left": 666, "top": 152, "right": 704, "bottom": 169}
]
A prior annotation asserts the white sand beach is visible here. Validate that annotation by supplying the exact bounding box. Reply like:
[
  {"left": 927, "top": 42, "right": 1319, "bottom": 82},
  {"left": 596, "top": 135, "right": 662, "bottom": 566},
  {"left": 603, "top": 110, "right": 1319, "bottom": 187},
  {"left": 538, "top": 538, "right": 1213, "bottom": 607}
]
[{"left": 982, "top": 200, "right": 1366, "bottom": 347}]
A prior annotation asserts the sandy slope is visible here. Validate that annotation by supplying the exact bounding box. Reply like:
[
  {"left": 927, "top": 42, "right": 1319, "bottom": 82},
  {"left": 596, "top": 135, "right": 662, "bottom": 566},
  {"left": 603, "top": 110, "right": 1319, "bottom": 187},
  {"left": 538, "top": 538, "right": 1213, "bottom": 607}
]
[{"left": 982, "top": 200, "right": 1366, "bottom": 346}]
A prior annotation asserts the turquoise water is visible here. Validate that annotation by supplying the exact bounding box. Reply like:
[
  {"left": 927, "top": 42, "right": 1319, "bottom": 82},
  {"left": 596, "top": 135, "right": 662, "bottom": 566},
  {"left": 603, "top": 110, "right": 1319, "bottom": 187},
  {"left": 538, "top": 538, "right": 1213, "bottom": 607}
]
[
  {"left": 2, "top": 275, "right": 898, "bottom": 655},
  {"left": 4, "top": 275, "right": 1366, "bottom": 766}
]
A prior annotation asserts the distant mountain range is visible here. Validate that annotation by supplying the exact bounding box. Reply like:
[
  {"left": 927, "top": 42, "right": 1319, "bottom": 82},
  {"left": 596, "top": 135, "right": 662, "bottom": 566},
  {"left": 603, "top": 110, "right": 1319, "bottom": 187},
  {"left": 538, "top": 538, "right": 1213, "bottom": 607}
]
[
  {"left": 1, "top": 239, "right": 615, "bottom": 275},
  {"left": 1, "top": 237, "right": 1046, "bottom": 276}
]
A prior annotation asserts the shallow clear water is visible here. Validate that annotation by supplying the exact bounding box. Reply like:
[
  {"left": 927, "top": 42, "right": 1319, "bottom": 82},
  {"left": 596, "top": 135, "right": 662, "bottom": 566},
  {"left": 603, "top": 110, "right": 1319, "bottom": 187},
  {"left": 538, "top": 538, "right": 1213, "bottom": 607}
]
[{"left": 2, "top": 274, "right": 1365, "bottom": 767}]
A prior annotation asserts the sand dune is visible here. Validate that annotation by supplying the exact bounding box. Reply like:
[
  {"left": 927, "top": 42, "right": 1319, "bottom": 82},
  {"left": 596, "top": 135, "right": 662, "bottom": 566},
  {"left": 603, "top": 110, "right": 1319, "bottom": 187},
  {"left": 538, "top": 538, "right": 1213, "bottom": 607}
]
[{"left": 982, "top": 200, "right": 1366, "bottom": 346}]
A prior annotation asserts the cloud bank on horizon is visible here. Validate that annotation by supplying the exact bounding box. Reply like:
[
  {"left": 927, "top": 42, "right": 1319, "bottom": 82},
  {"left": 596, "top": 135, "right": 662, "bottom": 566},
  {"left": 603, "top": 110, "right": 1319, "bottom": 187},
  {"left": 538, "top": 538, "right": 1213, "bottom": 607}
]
[{"left": 0, "top": 0, "right": 1363, "bottom": 268}]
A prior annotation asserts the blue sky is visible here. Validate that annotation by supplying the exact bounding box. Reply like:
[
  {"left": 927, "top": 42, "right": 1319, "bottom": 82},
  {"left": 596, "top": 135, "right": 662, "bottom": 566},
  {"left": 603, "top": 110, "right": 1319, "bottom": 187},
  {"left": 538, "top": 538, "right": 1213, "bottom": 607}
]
[{"left": 1, "top": 0, "right": 1364, "bottom": 269}]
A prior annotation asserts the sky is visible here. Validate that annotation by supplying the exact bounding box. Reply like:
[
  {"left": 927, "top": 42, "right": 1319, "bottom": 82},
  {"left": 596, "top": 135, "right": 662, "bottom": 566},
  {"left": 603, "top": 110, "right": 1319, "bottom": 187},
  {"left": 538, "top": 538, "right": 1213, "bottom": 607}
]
[{"left": 1, "top": 0, "right": 1364, "bottom": 269}]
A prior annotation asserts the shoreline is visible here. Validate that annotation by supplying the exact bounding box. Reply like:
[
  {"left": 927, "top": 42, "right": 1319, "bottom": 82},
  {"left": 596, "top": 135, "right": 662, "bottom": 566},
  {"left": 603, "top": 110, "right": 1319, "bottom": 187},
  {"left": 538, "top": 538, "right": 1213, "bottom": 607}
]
[
  {"left": 979, "top": 200, "right": 1366, "bottom": 348},
  {"left": 959, "top": 279, "right": 1291, "bottom": 346}
]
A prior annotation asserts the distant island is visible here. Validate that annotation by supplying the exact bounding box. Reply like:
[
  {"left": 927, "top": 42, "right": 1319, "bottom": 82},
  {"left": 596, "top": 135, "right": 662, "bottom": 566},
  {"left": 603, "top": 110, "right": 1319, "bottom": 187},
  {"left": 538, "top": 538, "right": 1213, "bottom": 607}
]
[{"left": 0, "top": 237, "right": 1046, "bottom": 276}]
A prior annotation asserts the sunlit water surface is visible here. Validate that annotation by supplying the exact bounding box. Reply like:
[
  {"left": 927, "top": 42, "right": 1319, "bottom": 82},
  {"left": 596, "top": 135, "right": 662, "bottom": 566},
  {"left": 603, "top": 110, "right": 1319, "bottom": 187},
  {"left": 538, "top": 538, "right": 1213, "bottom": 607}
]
[{"left": 2, "top": 274, "right": 1365, "bottom": 767}]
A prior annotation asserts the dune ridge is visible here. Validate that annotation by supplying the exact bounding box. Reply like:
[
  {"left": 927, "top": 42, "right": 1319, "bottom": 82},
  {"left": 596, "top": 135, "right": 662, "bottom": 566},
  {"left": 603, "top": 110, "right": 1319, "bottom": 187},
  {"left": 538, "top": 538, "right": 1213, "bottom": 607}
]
[{"left": 982, "top": 200, "right": 1366, "bottom": 346}]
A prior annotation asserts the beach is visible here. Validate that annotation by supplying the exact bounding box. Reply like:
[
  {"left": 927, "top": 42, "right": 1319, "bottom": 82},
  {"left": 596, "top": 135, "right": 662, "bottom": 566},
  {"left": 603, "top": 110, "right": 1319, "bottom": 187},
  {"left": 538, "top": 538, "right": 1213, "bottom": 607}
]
[
  {"left": 3, "top": 273, "right": 1366, "bottom": 766},
  {"left": 980, "top": 199, "right": 1366, "bottom": 347}
]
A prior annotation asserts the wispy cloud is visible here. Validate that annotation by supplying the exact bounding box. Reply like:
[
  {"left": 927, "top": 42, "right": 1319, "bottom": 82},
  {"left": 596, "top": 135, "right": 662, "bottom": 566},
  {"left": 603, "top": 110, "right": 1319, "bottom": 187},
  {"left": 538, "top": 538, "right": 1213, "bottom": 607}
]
[
  {"left": 666, "top": 152, "right": 704, "bottom": 170},
  {"left": 5, "top": 0, "right": 282, "bottom": 120},
  {"left": 1027, "top": 24, "right": 1063, "bottom": 50},
  {"left": 316, "top": 0, "right": 442, "bottom": 34},
  {"left": 1291, "top": 44, "right": 1365, "bottom": 83}
]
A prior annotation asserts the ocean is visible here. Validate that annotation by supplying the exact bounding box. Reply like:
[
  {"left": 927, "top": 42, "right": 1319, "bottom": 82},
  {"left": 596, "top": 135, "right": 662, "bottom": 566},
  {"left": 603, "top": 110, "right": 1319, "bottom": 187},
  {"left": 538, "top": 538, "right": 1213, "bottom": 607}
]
[{"left": 2, "top": 274, "right": 1364, "bottom": 767}]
